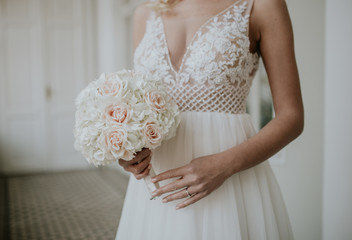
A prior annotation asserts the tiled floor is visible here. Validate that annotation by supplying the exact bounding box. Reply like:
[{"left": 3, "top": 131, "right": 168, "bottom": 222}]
[
  {"left": 1, "top": 176, "right": 6, "bottom": 240},
  {"left": 4, "top": 169, "right": 129, "bottom": 240}
]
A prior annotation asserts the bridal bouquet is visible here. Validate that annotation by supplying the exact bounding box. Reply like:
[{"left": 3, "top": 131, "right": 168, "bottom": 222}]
[{"left": 73, "top": 70, "right": 180, "bottom": 195}]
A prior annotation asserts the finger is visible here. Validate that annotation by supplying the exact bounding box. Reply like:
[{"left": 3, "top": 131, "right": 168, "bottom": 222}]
[
  {"left": 151, "top": 166, "right": 187, "bottom": 183},
  {"left": 176, "top": 191, "right": 207, "bottom": 210},
  {"left": 118, "top": 158, "right": 129, "bottom": 167},
  {"left": 119, "top": 149, "right": 151, "bottom": 167},
  {"left": 162, "top": 187, "right": 194, "bottom": 203},
  {"left": 124, "top": 156, "right": 150, "bottom": 174},
  {"left": 125, "top": 155, "right": 151, "bottom": 174},
  {"left": 130, "top": 148, "right": 151, "bottom": 165},
  {"left": 151, "top": 178, "right": 188, "bottom": 198},
  {"left": 134, "top": 164, "right": 152, "bottom": 180},
  {"left": 133, "top": 148, "right": 151, "bottom": 163},
  {"left": 133, "top": 152, "right": 152, "bottom": 166}
]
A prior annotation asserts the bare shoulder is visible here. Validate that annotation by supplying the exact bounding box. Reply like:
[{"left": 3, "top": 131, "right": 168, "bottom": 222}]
[
  {"left": 252, "top": 0, "right": 290, "bottom": 17},
  {"left": 134, "top": 1, "right": 152, "bottom": 24},
  {"left": 133, "top": 2, "right": 153, "bottom": 50},
  {"left": 251, "top": 0, "right": 292, "bottom": 36}
]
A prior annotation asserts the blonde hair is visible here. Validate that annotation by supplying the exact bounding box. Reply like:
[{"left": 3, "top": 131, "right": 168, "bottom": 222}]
[{"left": 148, "top": 0, "right": 181, "bottom": 12}]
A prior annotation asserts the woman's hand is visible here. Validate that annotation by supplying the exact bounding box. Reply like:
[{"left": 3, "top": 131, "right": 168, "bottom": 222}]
[
  {"left": 118, "top": 148, "right": 152, "bottom": 180},
  {"left": 150, "top": 153, "right": 232, "bottom": 210}
]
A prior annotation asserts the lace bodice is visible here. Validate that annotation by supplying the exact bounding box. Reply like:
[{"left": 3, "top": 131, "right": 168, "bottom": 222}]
[{"left": 134, "top": 0, "right": 259, "bottom": 114}]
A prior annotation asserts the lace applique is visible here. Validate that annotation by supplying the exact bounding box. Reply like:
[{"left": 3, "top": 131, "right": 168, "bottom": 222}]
[{"left": 134, "top": 0, "right": 259, "bottom": 114}]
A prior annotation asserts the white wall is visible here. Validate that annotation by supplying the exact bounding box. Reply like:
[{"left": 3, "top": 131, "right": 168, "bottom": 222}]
[
  {"left": 271, "top": 1, "right": 325, "bottom": 239},
  {"left": 0, "top": 0, "right": 97, "bottom": 174},
  {"left": 0, "top": 0, "right": 137, "bottom": 175},
  {"left": 323, "top": 0, "right": 352, "bottom": 239}
]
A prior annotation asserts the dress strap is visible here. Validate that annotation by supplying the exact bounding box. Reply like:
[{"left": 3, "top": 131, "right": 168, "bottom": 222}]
[
  {"left": 244, "top": 0, "right": 255, "bottom": 35},
  {"left": 245, "top": 0, "right": 255, "bottom": 15}
]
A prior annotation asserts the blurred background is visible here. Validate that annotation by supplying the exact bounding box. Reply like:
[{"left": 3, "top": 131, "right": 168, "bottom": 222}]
[{"left": 0, "top": 0, "right": 351, "bottom": 239}]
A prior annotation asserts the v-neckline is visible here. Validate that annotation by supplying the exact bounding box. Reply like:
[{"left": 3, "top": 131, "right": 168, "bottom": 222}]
[{"left": 159, "top": 1, "right": 240, "bottom": 75}]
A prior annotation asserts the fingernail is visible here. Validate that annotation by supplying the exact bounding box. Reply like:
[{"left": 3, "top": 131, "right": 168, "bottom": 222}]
[
  {"left": 176, "top": 206, "right": 180, "bottom": 210},
  {"left": 162, "top": 198, "right": 167, "bottom": 203},
  {"left": 151, "top": 178, "right": 156, "bottom": 183},
  {"left": 148, "top": 164, "right": 152, "bottom": 170}
]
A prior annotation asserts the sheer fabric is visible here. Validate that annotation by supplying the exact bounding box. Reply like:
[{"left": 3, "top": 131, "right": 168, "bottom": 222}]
[{"left": 134, "top": 0, "right": 259, "bottom": 114}]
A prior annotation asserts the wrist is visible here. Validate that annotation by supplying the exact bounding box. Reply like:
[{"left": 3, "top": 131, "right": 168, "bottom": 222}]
[{"left": 218, "top": 149, "right": 244, "bottom": 178}]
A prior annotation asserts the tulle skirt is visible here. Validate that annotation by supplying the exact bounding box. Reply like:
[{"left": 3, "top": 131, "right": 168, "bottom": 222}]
[{"left": 115, "top": 112, "right": 294, "bottom": 240}]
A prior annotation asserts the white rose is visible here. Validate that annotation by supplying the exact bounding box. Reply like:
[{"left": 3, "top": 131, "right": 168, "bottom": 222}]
[
  {"left": 99, "top": 126, "right": 133, "bottom": 160},
  {"left": 143, "top": 121, "right": 163, "bottom": 148},
  {"left": 103, "top": 103, "right": 132, "bottom": 124},
  {"left": 97, "top": 73, "right": 128, "bottom": 97},
  {"left": 93, "top": 150, "right": 105, "bottom": 162},
  {"left": 144, "top": 91, "right": 166, "bottom": 112}
]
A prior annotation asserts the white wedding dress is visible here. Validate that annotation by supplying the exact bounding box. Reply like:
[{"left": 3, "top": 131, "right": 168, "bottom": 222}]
[{"left": 116, "top": 0, "right": 294, "bottom": 239}]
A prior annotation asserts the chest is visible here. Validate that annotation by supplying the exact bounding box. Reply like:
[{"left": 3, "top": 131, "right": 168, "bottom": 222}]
[
  {"left": 161, "top": 16, "right": 209, "bottom": 68},
  {"left": 134, "top": 0, "right": 259, "bottom": 87},
  {"left": 161, "top": 1, "right": 246, "bottom": 70}
]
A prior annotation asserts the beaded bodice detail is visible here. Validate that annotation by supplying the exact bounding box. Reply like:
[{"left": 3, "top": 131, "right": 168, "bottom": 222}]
[{"left": 134, "top": 0, "right": 259, "bottom": 114}]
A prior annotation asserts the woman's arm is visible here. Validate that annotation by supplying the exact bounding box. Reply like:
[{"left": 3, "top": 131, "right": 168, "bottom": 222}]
[
  {"left": 222, "top": 0, "right": 304, "bottom": 176},
  {"left": 151, "top": 0, "right": 304, "bottom": 209}
]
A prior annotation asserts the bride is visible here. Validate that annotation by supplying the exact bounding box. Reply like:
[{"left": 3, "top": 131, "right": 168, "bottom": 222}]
[{"left": 116, "top": 0, "right": 303, "bottom": 239}]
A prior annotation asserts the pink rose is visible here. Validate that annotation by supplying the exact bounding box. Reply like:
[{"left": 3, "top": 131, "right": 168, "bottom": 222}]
[
  {"left": 143, "top": 121, "right": 162, "bottom": 148},
  {"left": 104, "top": 103, "right": 131, "bottom": 124},
  {"left": 102, "top": 127, "right": 128, "bottom": 159},
  {"left": 144, "top": 91, "right": 166, "bottom": 112},
  {"left": 98, "top": 79, "right": 121, "bottom": 96}
]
